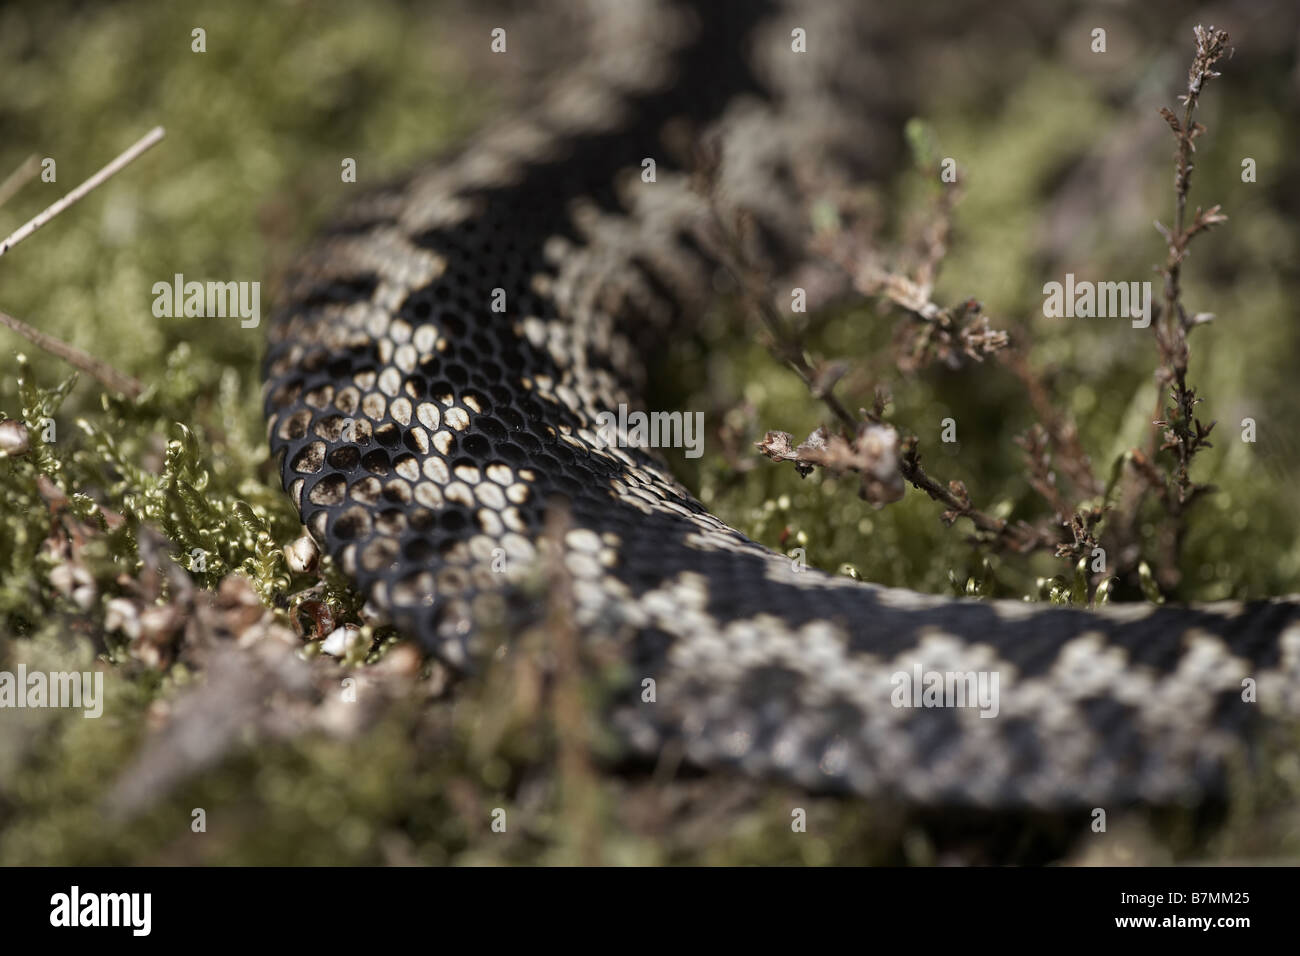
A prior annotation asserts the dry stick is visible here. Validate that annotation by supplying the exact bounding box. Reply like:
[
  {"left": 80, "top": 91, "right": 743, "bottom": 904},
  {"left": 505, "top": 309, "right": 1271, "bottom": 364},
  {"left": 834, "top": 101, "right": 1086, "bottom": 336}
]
[
  {"left": 698, "top": 156, "right": 1043, "bottom": 551},
  {"left": 759, "top": 271, "right": 1034, "bottom": 545},
  {"left": 1146, "top": 28, "right": 1228, "bottom": 473},
  {"left": 833, "top": 214, "right": 1092, "bottom": 521},
  {"left": 1000, "top": 348, "right": 1102, "bottom": 500},
  {"left": 912, "top": 170, "right": 961, "bottom": 293},
  {"left": 0, "top": 308, "right": 143, "bottom": 398},
  {"left": 543, "top": 503, "right": 601, "bottom": 866},
  {"left": 1135, "top": 27, "right": 1229, "bottom": 587},
  {"left": 0, "top": 126, "right": 164, "bottom": 258},
  {"left": 0, "top": 155, "right": 40, "bottom": 211},
  {"left": 913, "top": 169, "right": 1100, "bottom": 511},
  {"left": 898, "top": 438, "right": 1057, "bottom": 551},
  {"left": 713, "top": 215, "right": 863, "bottom": 434},
  {"left": 729, "top": 222, "right": 1033, "bottom": 547},
  {"left": 900, "top": 453, "right": 1005, "bottom": 535},
  {"left": 0, "top": 128, "right": 163, "bottom": 398},
  {"left": 748, "top": 279, "right": 860, "bottom": 433}
]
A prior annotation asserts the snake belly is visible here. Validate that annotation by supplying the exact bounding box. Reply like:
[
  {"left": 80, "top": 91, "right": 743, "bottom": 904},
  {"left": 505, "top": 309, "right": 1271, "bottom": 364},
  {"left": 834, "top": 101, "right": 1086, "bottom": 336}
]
[{"left": 263, "top": 0, "right": 1300, "bottom": 808}]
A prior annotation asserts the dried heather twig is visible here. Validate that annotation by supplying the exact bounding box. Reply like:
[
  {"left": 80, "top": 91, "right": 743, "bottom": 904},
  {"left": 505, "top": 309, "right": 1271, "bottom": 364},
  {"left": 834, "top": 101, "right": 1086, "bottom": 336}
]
[
  {"left": 1139, "top": 24, "right": 1231, "bottom": 585},
  {"left": 0, "top": 154, "right": 40, "bottom": 210},
  {"left": 0, "top": 126, "right": 164, "bottom": 258}
]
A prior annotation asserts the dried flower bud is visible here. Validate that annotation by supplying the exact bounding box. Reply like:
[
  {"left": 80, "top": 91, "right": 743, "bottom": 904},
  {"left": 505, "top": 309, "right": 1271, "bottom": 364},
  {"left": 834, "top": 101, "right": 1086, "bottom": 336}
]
[
  {"left": 49, "top": 562, "right": 97, "bottom": 610},
  {"left": 0, "top": 419, "right": 30, "bottom": 456},
  {"left": 755, "top": 430, "right": 796, "bottom": 461},
  {"left": 139, "top": 604, "right": 182, "bottom": 644},
  {"left": 321, "top": 624, "right": 362, "bottom": 657},
  {"left": 105, "top": 597, "right": 143, "bottom": 640},
  {"left": 284, "top": 533, "right": 319, "bottom": 574},
  {"left": 855, "top": 424, "right": 905, "bottom": 505},
  {"left": 360, "top": 600, "right": 390, "bottom": 627}
]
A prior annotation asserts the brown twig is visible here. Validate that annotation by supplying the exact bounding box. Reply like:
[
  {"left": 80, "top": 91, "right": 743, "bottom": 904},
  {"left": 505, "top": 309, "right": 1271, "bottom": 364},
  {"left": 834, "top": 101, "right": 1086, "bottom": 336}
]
[
  {"left": 1148, "top": 27, "right": 1229, "bottom": 473},
  {"left": 0, "top": 128, "right": 164, "bottom": 397},
  {"left": 1136, "top": 25, "right": 1230, "bottom": 587},
  {"left": 819, "top": 225, "right": 1010, "bottom": 374},
  {"left": 714, "top": 132, "right": 1064, "bottom": 554},
  {"left": 543, "top": 502, "right": 601, "bottom": 866},
  {"left": 1015, "top": 424, "right": 1071, "bottom": 518},
  {"left": 0, "top": 308, "right": 143, "bottom": 398},
  {"left": 716, "top": 216, "right": 862, "bottom": 434},
  {"left": 0, "top": 126, "right": 164, "bottom": 258},
  {"left": 898, "top": 435, "right": 1057, "bottom": 552},
  {"left": 1000, "top": 349, "right": 1102, "bottom": 500},
  {"left": 0, "top": 154, "right": 40, "bottom": 211}
]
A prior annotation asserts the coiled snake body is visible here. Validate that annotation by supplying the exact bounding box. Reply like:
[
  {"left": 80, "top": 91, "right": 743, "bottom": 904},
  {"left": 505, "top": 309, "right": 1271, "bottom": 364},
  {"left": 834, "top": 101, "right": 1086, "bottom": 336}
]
[{"left": 264, "top": 0, "right": 1300, "bottom": 808}]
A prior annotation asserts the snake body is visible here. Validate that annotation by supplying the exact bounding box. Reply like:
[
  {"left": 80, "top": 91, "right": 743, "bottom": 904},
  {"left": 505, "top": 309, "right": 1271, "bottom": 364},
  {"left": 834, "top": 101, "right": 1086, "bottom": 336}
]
[{"left": 264, "top": 0, "right": 1300, "bottom": 808}]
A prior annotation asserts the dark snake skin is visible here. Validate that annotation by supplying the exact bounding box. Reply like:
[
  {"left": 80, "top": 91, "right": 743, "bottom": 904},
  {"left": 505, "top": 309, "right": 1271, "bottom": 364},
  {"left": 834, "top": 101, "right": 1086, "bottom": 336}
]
[{"left": 263, "top": 0, "right": 1300, "bottom": 808}]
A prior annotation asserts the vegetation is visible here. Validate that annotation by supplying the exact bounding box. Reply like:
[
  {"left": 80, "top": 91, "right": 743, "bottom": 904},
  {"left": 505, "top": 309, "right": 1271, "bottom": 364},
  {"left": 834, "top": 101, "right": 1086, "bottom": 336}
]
[{"left": 2, "top": 1, "right": 1298, "bottom": 864}]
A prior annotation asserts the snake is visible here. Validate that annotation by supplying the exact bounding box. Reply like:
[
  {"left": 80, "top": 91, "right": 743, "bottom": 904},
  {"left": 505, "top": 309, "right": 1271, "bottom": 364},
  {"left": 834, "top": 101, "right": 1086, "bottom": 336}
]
[{"left": 262, "top": 0, "right": 1300, "bottom": 810}]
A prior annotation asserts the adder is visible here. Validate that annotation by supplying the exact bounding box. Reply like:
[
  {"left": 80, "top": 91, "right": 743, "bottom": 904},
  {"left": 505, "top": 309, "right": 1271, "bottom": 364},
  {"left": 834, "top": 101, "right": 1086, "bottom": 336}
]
[{"left": 262, "top": 0, "right": 1300, "bottom": 809}]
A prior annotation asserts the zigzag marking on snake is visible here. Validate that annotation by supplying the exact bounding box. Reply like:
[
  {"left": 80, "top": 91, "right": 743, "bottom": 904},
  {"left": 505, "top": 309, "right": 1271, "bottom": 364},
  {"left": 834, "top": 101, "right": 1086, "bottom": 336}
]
[{"left": 263, "top": 0, "right": 1300, "bottom": 808}]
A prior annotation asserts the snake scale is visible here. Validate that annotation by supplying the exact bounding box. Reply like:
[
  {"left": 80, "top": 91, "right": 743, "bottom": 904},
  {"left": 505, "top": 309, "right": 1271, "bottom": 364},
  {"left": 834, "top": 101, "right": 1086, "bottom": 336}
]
[{"left": 263, "top": 0, "right": 1300, "bottom": 809}]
